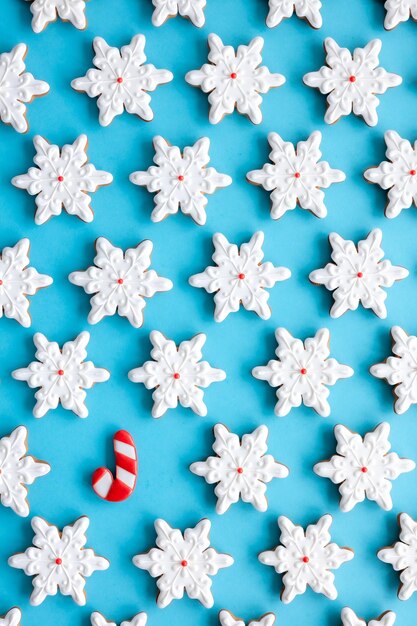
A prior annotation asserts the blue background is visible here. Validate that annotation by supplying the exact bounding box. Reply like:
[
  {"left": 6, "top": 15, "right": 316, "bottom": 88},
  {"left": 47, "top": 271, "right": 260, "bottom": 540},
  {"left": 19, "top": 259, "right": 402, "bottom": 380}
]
[{"left": 2, "top": 0, "right": 417, "bottom": 624}]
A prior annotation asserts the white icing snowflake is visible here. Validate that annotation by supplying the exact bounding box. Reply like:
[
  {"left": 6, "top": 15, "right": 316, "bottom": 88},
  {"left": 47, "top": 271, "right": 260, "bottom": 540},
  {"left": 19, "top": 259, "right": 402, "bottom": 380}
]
[
  {"left": 8, "top": 516, "right": 109, "bottom": 606},
  {"left": 12, "top": 331, "right": 110, "bottom": 418},
  {"left": 189, "top": 232, "right": 291, "bottom": 322},
  {"left": 364, "top": 131, "right": 417, "bottom": 219},
  {"left": 378, "top": 512, "right": 417, "bottom": 600},
  {"left": 71, "top": 35, "right": 173, "bottom": 126},
  {"left": 0, "top": 609, "right": 21, "bottom": 626},
  {"left": 91, "top": 612, "right": 147, "bottom": 626},
  {"left": 133, "top": 518, "right": 233, "bottom": 608},
  {"left": 128, "top": 331, "right": 226, "bottom": 418},
  {"left": 0, "top": 426, "right": 50, "bottom": 517},
  {"left": 384, "top": 0, "right": 417, "bottom": 29},
  {"left": 185, "top": 34, "right": 285, "bottom": 124},
  {"left": 130, "top": 136, "right": 231, "bottom": 225},
  {"left": 151, "top": 0, "right": 206, "bottom": 26},
  {"left": 370, "top": 326, "right": 417, "bottom": 414},
  {"left": 309, "top": 229, "right": 408, "bottom": 319},
  {"left": 0, "top": 239, "right": 52, "bottom": 327},
  {"left": 219, "top": 610, "right": 276, "bottom": 626},
  {"left": 247, "top": 131, "right": 345, "bottom": 219},
  {"left": 266, "top": 0, "right": 322, "bottom": 28},
  {"left": 12, "top": 135, "right": 113, "bottom": 225},
  {"left": 252, "top": 328, "right": 353, "bottom": 417},
  {"left": 259, "top": 514, "right": 354, "bottom": 603},
  {"left": 314, "top": 422, "right": 415, "bottom": 512},
  {"left": 0, "top": 43, "right": 49, "bottom": 133},
  {"left": 190, "top": 424, "right": 289, "bottom": 514},
  {"left": 25, "top": 0, "right": 88, "bottom": 33},
  {"left": 303, "top": 38, "right": 402, "bottom": 126},
  {"left": 69, "top": 237, "right": 172, "bottom": 328},
  {"left": 341, "top": 608, "right": 396, "bottom": 626}
]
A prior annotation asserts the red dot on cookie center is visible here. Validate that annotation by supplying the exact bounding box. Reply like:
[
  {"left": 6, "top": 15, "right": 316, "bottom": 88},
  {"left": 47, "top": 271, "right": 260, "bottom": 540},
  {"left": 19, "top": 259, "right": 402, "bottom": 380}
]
[
  {"left": 117, "top": 278, "right": 124, "bottom": 284},
  {"left": 57, "top": 369, "right": 64, "bottom": 376},
  {"left": 361, "top": 466, "right": 368, "bottom": 473},
  {"left": 349, "top": 75, "right": 356, "bottom": 83},
  {"left": 173, "top": 372, "right": 180, "bottom": 380},
  {"left": 300, "top": 368, "right": 307, "bottom": 375},
  {"left": 55, "top": 558, "right": 62, "bottom": 565},
  {"left": 0, "top": 279, "right": 3, "bottom": 286},
  {"left": 178, "top": 175, "right": 185, "bottom": 181},
  {"left": 357, "top": 272, "right": 363, "bottom": 278},
  {"left": 238, "top": 273, "right": 245, "bottom": 280},
  {"left": 230, "top": 72, "right": 237, "bottom": 79},
  {"left": 181, "top": 560, "right": 188, "bottom": 567},
  {"left": 294, "top": 172, "right": 301, "bottom": 178},
  {"left": 237, "top": 467, "right": 244, "bottom": 474},
  {"left": 302, "top": 556, "right": 310, "bottom": 563},
  {"left": 410, "top": 169, "right": 416, "bottom": 176},
  {"left": 116, "top": 77, "right": 123, "bottom": 83},
  {"left": 57, "top": 175, "right": 64, "bottom": 182}
]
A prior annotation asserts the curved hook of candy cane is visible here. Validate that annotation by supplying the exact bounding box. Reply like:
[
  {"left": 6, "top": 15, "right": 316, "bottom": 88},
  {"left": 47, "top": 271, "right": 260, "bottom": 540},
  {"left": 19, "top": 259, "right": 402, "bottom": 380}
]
[{"left": 92, "top": 430, "right": 138, "bottom": 502}]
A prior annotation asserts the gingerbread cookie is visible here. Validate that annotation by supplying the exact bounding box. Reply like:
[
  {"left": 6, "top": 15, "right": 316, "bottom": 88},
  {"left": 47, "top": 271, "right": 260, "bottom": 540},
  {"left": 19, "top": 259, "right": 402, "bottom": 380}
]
[
  {"left": 151, "top": 0, "right": 206, "bottom": 26},
  {"left": 25, "top": 0, "right": 88, "bottom": 32},
  {"left": 266, "top": 0, "right": 322, "bottom": 28},
  {"left": 378, "top": 513, "right": 417, "bottom": 600},
  {"left": 219, "top": 610, "right": 275, "bottom": 626},
  {"left": 383, "top": 0, "right": 417, "bottom": 29},
  {"left": 341, "top": 609, "right": 396, "bottom": 626},
  {"left": 91, "top": 612, "right": 147, "bottom": 626},
  {"left": 0, "top": 609, "right": 21, "bottom": 626}
]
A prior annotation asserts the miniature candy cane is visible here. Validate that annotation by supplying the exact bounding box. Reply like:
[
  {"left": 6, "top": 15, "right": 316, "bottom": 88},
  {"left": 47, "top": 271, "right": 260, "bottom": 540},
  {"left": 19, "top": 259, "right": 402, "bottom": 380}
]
[{"left": 92, "top": 430, "right": 138, "bottom": 502}]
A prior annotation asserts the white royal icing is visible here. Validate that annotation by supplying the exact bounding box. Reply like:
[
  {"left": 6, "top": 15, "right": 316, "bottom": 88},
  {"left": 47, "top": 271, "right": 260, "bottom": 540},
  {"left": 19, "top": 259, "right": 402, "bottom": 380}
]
[
  {"left": 12, "top": 331, "right": 110, "bottom": 418},
  {"left": 341, "top": 608, "right": 396, "bottom": 626},
  {"left": 185, "top": 34, "right": 285, "bottom": 124},
  {"left": 133, "top": 518, "right": 233, "bottom": 608},
  {"left": 378, "top": 512, "right": 417, "bottom": 600},
  {"left": 189, "top": 231, "right": 290, "bottom": 322},
  {"left": 252, "top": 328, "right": 353, "bottom": 417},
  {"left": 69, "top": 237, "right": 172, "bottom": 327},
  {"left": 25, "top": 0, "right": 88, "bottom": 32},
  {"left": 303, "top": 38, "right": 402, "bottom": 126},
  {"left": 151, "top": 0, "right": 206, "bottom": 26},
  {"left": 314, "top": 422, "right": 415, "bottom": 512},
  {"left": 259, "top": 514, "right": 354, "bottom": 603},
  {"left": 0, "top": 609, "right": 21, "bottom": 626},
  {"left": 0, "top": 44, "right": 49, "bottom": 133},
  {"left": 247, "top": 131, "right": 345, "bottom": 219},
  {"left": 91, "top": 612, "right": 147, "bottom": 626},
  {"left": 12, "top": 135, "right": 113, "bottom": 225},
  {"left": 266, "top": 0, "right": 322, "bottom": 28},
  {"left": 219, "top": 610, "right": 276, "bottom": 626},
  {"left": 309, "top": 229, "right": 408, "bottom": 319},
  {"left": 129, "top": 136, "right": 232, "bottom": 225},
  {"left": 128, "top": 331, "right": 226, "bottom": 418},
  {"left": 0, "top": 239, "right": 52, "bottom": 327},
  {"left": 190, "top": 424, "right": 288, "bottom": 514},
  {"left": 8, "top": 516, "right": 109, "bottom": 606},
  {"left": 71, "top": 34, "right": 173, "bottom": 126},
  {"left": 384, "top": 0, "right": 417, "bottom": 29}
]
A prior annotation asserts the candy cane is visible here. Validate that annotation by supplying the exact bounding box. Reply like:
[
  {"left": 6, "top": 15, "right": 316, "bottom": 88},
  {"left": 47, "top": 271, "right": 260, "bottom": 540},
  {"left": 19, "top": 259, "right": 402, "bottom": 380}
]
[{"left": 92, "top": 430, "right": 138, "bottom": 502}]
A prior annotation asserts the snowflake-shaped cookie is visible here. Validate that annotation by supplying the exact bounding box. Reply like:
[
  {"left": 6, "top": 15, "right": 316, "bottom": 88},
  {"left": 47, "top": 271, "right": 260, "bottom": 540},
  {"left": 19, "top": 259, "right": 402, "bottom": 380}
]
[
  {"left": 341, "top": 608, "right": 396, "bottom": 626},
  {"left": 0, "top": 44, "right": 49, "bottom": 133},
  {"left": 128, "top": 331, "right": 225, "bottom": 418},
  {"left": 252, "top": 328, "right": 353, "bottom": 417},
  {"left": 266, "top": 0, "right": 322, "bottom": 28},
  {"left": 247, "top": 131, "right": 345, "bottom": 219},
  {"left": 185, "top": 34, "right": 285, "bottom": 124},
  {"left": 370, "top": 326, "right": 417, "bottom": 414},
  {"left": 91, "top": 612, "right": 147, "bottom": 626},
  {"left": 0, "top": 609, "right": 21, "bottom": 626},
  {"left": 0, "top": 426, "right": 50, "bottom": 517},
  {"left": 314, "top": 423, "right": 415, "bottom": 512},
  {"left": 383, "top": 0, "right": 417, "bottom": 29},
  {"left": 12, "top": 331, "right": 110, "bottom": 418},
  {"left": 133, "top": 518, "right": 233, "bottom": 608},
  {"left": 378, "top": 512, "right": 417, "bottom": 600},
  {"left": 151, "top": 0, "right": 206, "bottom": 26},
  {"left": 12, "top": 135, "right": 112, "bottom": 225},
  {"left": 364, "top": 131, "right": 417, "bottom": 219},
  {"left": 303, "top": 38, "right": 402, "bottom": 126},
  {"left": 189, "top": 232, "right": 291, "bottom": 322},
  {"left": 69, "top": 237, "right": 172, "bottom": 327},
  {"left": 309, "top": 229, "right": 408, "bottom": 319},
  {"left": 25, "top": 0, "right": 88, "bottom": 32},
  {"left": 259, "top": 514, "right": 353, "bottom": 603},
  {"left": 190, "top": 424, "right": 289, "bottom": 514},
  {"left": 0, "top": 239, "right": 52, "bottom": 327},
  {"left": 8, "top": 516, "right": 109, "bottom": 606},
  {"left": 129, "top": 136, "right": 232, "bottom": 225},
  {"left": 71, "top": 34, "right": 173, "bottom": 126},
  {"left": 219, "top": 610, "right": 276, "bottom": 626}
]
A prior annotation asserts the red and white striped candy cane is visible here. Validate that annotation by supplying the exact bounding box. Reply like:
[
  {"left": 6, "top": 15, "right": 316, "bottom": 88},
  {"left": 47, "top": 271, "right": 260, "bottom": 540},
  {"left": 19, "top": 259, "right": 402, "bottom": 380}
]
[{"left": 92, "top": 430, "right": 138, "bottom": 502}]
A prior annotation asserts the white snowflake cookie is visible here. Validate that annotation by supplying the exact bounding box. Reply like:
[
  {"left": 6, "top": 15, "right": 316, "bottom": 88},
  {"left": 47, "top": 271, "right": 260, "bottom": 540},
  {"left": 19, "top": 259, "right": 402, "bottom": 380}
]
[
  {"left": 8, "top": 516, "right": 109, "bottom": 606},
  {"left": 309, "top": 229, "right": 408, "bottom": 319},
  {"left": 266, "top": 0, "right": 322, "bottom": 28},
  {"left": 0, "top": 609, "right": 21, "bottom": 626},
  {"left": 129, "top": 136, "right": 232, "bottom": 225},
  {"left": 252, "top": 328, "right": 353, "bottom": 417},
  {"left": 0, "top": 44, "right": 49, "bottom": 133},
  {"left": 151, "top": 0, "right": 206, "bottom": 26},
  {"left": 133, "top": 518, "right": 233, "bottom": 608},
  {"left": 25, "top": 0, "right": 88, "bottom": 32},
  {"left": 303, "top": 38, "right": 402, "bottom": 126},
  {"left": 69, "top": 237, "right": 172, "bottom": 327},
  {"left": 370, "top": 326, "right": 417, "bottom": 414},
  {"left": 189, "top": 232, "right": 291, "bottom": 322},
  {"left": 0, "top": 426, "right": 50, "bottom": 517},
  {"left": 12, "top": 135, "right": 112, "bottom": 225},
  {"left": 190, "top": 424, "right": 289, "bottom": 513},
  {"left": 91, "top": 612, "right": 147, "bottom": 626},
  {"left": 378, "top": 512, "right": 417, "bottom": 600},
  {"left": 314, "top": 423, "right": 415, "bottom": 512},
  {"left": 219, "top": 610, "right": 276, "bottom": 626},
  {"left": 259, "top": 514, "right": 354, "bottom": 603},
  {"left": 384, "top": 0, "right": 417, "bottom": 29},
  {"left": 128, "top": 330, "right": 225, "bottom": 418},
  {"left": 71, "top": 35, "right": 173, "bottom": 126},
  {"left": 341, "top": 609, "right": 396, "bottom": 626},
  {"left": 185, "top": 34, "right": 285, "bottom": 124},
  {"left": 12, "top": 331, "right": 110, "bottom": 418},
  {"left": 247, "top": 131, "right": 345, "bottom": 219},
  {"left": 0, "top": 239, "right": 52, "bottom": 327},
  {"left": 364, "top": 131, "right": 417, "bottom": 219}
]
